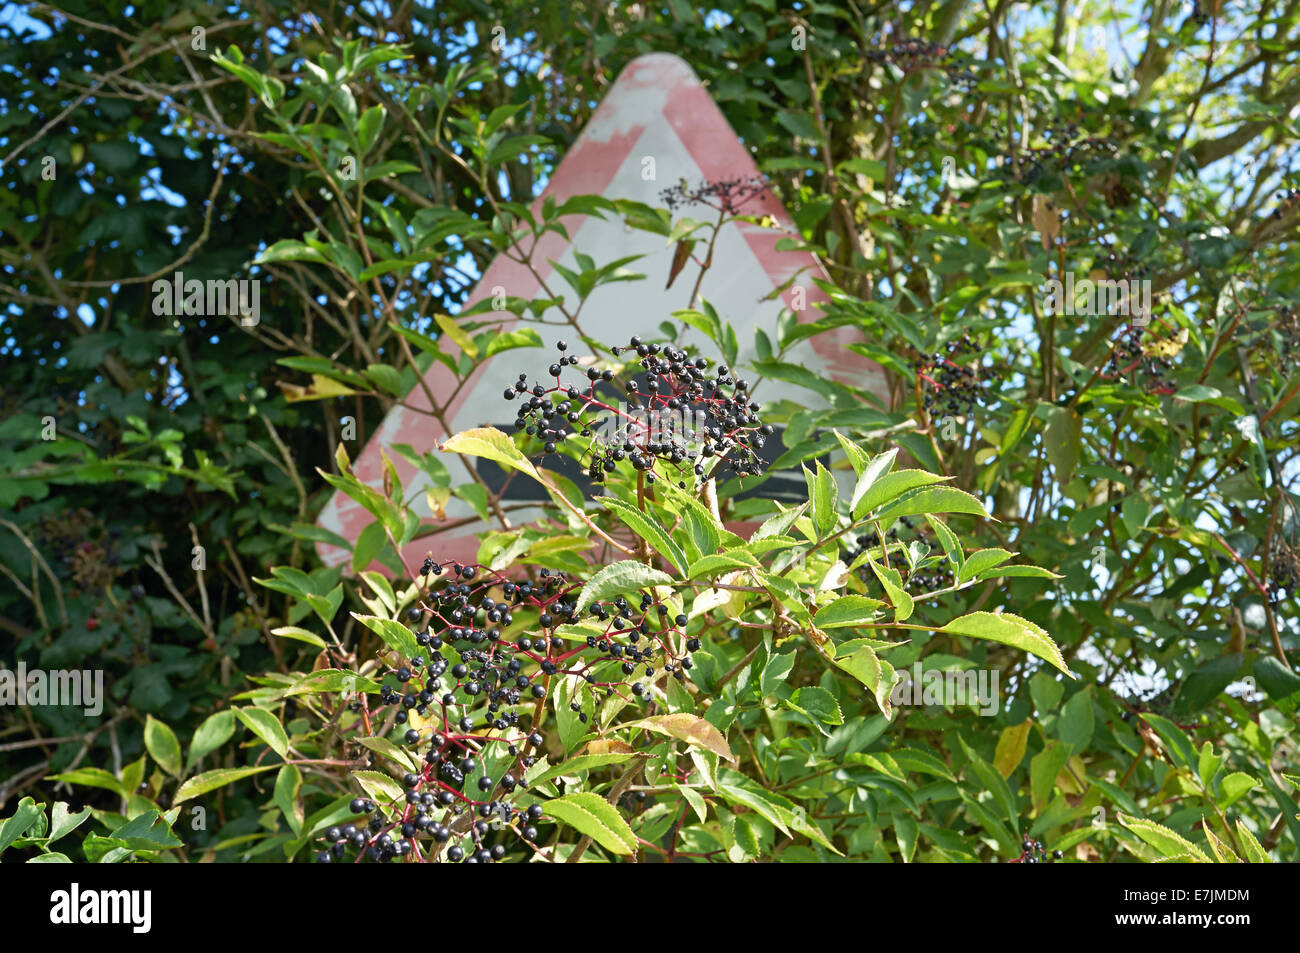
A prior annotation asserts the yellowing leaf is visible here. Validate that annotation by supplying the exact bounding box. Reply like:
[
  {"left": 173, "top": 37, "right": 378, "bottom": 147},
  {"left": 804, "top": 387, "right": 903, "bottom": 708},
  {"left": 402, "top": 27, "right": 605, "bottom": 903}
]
[
  {"left": 993, "top": 720, "right": 1031, "bottom": 778},
  {"left": 279, "top": 374, "right": 359, "bottom": 402},
  {"left": 624, "top": 713, "right": 735, "bottom": 763},
  {"left": 441, "top": 426, "right": 539, "bottom": 481},
  {"left": 434, "top": 313, "right": 478, "bottom": 358}
]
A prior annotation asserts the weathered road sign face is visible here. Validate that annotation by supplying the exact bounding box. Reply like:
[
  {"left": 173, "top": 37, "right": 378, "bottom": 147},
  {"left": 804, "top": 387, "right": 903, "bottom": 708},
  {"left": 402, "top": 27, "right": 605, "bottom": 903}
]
[{"left": 316, "top": 52, "right": 886, "bottom": 571}]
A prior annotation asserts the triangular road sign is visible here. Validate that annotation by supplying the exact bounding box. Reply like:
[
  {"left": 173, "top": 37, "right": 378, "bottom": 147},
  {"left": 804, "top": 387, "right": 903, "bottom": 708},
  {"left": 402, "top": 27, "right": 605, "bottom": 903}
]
[{"left": 316, "top": 52, "right": 887, "bottom": 571}]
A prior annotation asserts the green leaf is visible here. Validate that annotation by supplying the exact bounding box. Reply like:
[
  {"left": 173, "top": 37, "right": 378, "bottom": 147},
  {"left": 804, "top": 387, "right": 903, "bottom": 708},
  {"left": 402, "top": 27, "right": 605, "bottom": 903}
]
[
  {"left": 938, "top": 611, "right": 1074, "bottom": 677},
  {"left": 806, "top": 462, "right": 838, "bottom": 535},
  {"left": 872, "top": 486, "right": 991, "bottom": 525},
  {"left": 1217, "top": 772, "right": 1259, "bottom": 809},
  {"left": 751, "top": 502, "right": 808, "bottom": 541},
  {"left": 599, "top": 497, "right": 689, "bottom": 575},
  {"left": 1235, "top": 819, "right": 1272, "bottom": 862},
  {"left": 0, "top": 799, "right": 43, "bottom": 856},
  {"left": 356, "top": 104, "right": 385, "bottom": 153},
  {"left": 1118, "top": 813, "right": 1211, "bottom": 862},
  {"left": 174, "top": 765, "right": 279, "bottom": 803},
  {"left": 958, "top": 737, "right": 1019, "bottom": 834},
  {"left": 688, "top": 552, "right": 761, "bottom": 577},
  {"left": 47, "top": 803, "right": 92, "bottom": 844},
  {"left": 1043, "top": 406, "right": 1082, "bottom": 482},
  {"left": 286, "top": 669, "right": 382, "bottom": 696},
  {"left": 543, "top": 792, "right": 637, "bottom": 855},
  {"left": 835, "top": 645, "right": 897, "bottom": 718},
  {"left": 188, "top": 710, "right": 236, "bottom": 767},
  {"left": 354, "top": 737, "right": 417, "bottom": 772},
  {"left": 853, "top": 469, "right": 950, "bottom": 520},
  {"left": 1254, "top": 656, "right": 1300, "bottom": 704},
  {"left": 574, "top": 560, "right": 674, "bottom": 614},
  {"left": 44, "top": 768, "right": 127, "bottom": 798},
  {"left": 815, "top": 594, "right": 884, "bottom": 628},
  {"left": 864, "top": 554, "right": 914, "bottom": 622},
  {"left": 527, "top": 754, "right": 636, "bottom": 788},
  {"left": 958, "top": 548, "right": 1014, "bottom": 583},
  {"left": 353, "top": 770, "right": 404, "bottom": 806},
  {"left": 1029, "top": 740, "right": 1073, "bottom": 815},
  {"left": 1140, "top": 713, "right": 1197, "bottom": 770},
  {"left": 274, "top": 764, "right": 305, "bottom": 835},
  {"left": 269, "top": 625, "right": 329, "bottom": 649},
  {"left": 351, "top": 613, "right": 419, "bottom": 660},
  {"left": 849, "top": 447, "right": 900, "bottom": 515},
  {"left": 1058, "top": 690, "right": 1095, "bottom": 752},
  {"left": 144, "top": 715, "right": 182, "bottom": 778},
  {"left": 235, "top": 706, "right": 290, "bottom": 759},
  {"left": 789, "top": 686, "right": 844, "bottom": 725},
  {"left": 484, "top": 328, "right": 543, "bottom": 357}
]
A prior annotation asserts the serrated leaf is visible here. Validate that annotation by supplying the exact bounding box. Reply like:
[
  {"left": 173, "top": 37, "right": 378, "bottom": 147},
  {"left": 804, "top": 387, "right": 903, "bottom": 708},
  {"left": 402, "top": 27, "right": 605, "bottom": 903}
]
[
  {"left": 853, "top": 469, "right": 950, "bottom": 520},
  {"left": 174, "top": 765, "right": 278, "bottom": 803},
  {"left": 235, "top": 706, "right": 289, "bottom": 759},
  {"left": 958, "top": 548, "right": 1015, "bottom": 583},
  {"left": 790, "top": 686, "right": 843, "bottom": 725},
  {"left": 574, "top": 560, "right": 674, "bottom": 614},
  {"left": 44, "top": 768, "right": 127, "bottom": 798},
  {"left": 1235, "top": 819, "right": 1272, "bottom": 863},
  {"left": 599, "top": 497, "right": 688, "bottom": 575},
  {"left": 544, "top": 792, "right": 637, "bottom": 855},
  {"left": 528, "top": 754, "right": 635, "bottom": 788},
  {"left": 938, "top": 611, "right": 1074, "bottom": 677},
  {"left": 441, "top": 426, "right": 539, "bottom": 481},
  {"left": 188, "top": 710, "right": 236, "bottom": 767},
  {"left": 353, "top": 770, "right": 404, "bottom": 806},
  {"left": 144, "top": 715, "right": 182, "bottom": 778},
  {"left": 688, "top": 552, "right": 761, "bottom": 577},
  {"left": 1118, "top": 813, "right": 1210, "bottom": 862},
  {"left": 269, "top": 625, "right": 328, "bottom": 648},
  {"left": 1218, "top": 772, "right": 1259, "bottom": 809},
  {"left": 865, "top": 554, "right": 914, "bottom": 622},
  {"left": 806, "top": 462, "right": 838, "bottom": 535},
  {"left": 873, "top": 485, "right": 991, "bottom": 525},
  {"left": 351, "top": 613, "right": 419, "bottom": 660},
  {"left": 624, "top": 713, "right": 735, "bottom": 762},
  {"left": 815, "top": 595, "right": 885, "bottom": 628},
  {"left": 849, "top": 448, "right": 899, "bottom": 515}
]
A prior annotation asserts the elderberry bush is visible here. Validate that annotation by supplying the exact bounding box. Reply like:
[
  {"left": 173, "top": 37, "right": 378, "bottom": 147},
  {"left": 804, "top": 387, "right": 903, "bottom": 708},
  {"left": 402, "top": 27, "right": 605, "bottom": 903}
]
[{"left": 318, "top": 561, "right": 699, "bottom": 862}]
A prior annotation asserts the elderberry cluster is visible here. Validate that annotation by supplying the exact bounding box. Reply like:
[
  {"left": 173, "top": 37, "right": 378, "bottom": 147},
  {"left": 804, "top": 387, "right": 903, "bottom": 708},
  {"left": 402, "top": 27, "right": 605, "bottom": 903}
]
[
  {"left": 324, "top": 561, "right": 703, "bottom": 862},
  {"left": 1272, "top": 186, "right": 1300, "bottom": 220},
  {"left": 507, "top": 338, "right": 773, "bottom": 488},
  {"left": 1101, "top": 326, "right": 1175, "bottom": 395},
  {"left": 1276, "top": 304, "right": 1300, "bottom": 371},
  {"left": 844, "top": 518, "right": 953, "bottom": 593},
  {"left": 1267, "top": 538, "right": 1300, "bottom": 606},
  {"left": 659, "top": 175, "right": 770, "bottom": 215},
  {"left": 1092, "top": 241, "right": 1153, "bottom": 280},
  {"left": 1016, "top": 837, "right": 1063, "bottom": 863},
  {"left": 863, "top": 38, "right": 977, "bottom": 90},
  {"left": 912, "top": 333, "right": 988, "bottom": 417},
  {"left": 1000, "top": 133, "right": 1118, "bottom": 185}
]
